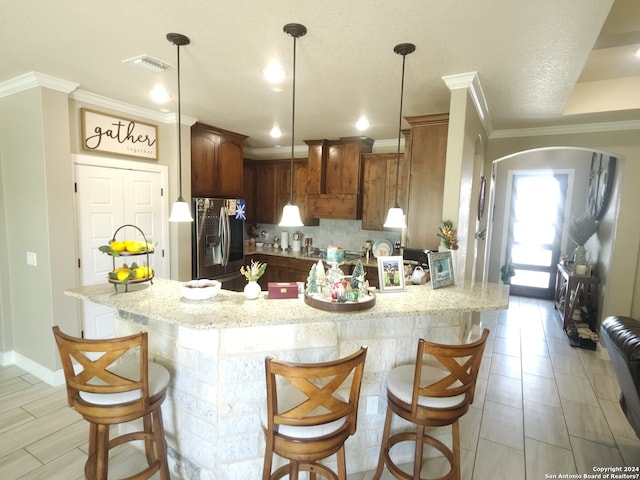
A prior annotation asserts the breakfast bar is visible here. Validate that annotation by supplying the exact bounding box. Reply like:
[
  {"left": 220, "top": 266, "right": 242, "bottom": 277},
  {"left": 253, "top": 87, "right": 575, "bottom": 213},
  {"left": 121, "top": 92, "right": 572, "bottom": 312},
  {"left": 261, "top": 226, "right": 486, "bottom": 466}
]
[{"left": 66, "top": 278, "right": 509, "bottom": 479}]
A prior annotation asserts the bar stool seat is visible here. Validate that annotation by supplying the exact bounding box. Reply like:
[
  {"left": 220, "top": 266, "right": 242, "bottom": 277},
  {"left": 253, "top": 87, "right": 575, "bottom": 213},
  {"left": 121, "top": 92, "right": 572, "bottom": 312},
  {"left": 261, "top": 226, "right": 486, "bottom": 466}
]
[
  {"left": 261, "top": 346, "right": 367, "bottom": 480},
  {"left": 374, "top": 330, "right": 490, "bottom": 480},
  {"left": 52, "top": 326, "right": 171, "bottom": 480}
]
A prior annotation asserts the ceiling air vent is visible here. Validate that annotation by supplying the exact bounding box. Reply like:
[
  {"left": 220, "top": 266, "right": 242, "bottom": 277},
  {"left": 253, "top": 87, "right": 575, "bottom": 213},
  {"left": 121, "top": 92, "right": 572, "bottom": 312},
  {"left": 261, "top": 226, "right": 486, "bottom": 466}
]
[{"left": 122, "top": 55, "right": 172, "bottom": 73}]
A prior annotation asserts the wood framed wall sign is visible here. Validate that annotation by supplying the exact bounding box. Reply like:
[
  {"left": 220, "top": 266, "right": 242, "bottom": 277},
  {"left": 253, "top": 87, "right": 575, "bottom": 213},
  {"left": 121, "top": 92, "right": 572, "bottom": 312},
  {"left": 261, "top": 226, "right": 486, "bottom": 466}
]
[{"left": 81, "top": 108, "right": 158, "bottom": 160}]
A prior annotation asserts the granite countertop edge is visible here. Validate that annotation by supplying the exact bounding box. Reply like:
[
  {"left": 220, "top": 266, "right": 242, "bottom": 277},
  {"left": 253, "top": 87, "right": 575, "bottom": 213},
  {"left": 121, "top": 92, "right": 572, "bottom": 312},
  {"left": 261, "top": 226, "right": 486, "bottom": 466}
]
[{"left": 65, "top": 278, "right": 510, "bottom": 330}]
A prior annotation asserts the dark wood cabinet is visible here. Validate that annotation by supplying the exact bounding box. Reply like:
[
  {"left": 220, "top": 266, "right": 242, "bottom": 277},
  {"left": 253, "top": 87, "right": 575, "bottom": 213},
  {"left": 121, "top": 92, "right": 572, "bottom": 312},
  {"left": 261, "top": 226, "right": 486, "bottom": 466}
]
[
  {"left": 405, "top": 114, "right": 448, "bottom": 250},
  {"left": 246, "top": 253, "right": 316, "bottom": 290},
  {"left": 244, "top": 159, "right": 318, "bottom": 226},
  {"left": 305, "top": 137, "right": 374, "bottom": 220},
  {"left": 191, "top": 122, "right": 247, "bottom": 198},
  {"left": 361, "top": 149, "right": 409, "bottom": 231}
]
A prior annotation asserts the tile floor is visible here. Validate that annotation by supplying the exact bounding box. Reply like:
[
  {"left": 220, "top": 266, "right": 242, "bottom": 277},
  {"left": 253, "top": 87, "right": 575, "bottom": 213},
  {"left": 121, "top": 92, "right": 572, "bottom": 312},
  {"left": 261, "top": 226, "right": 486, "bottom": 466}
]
[{"left": 1, "top": 296, "right": 639, "bottom": 479}]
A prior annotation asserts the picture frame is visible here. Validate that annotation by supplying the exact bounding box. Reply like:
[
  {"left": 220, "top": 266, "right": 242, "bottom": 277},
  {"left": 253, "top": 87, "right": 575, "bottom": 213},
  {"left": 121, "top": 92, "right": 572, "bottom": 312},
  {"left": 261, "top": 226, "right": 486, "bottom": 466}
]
[
  {"left": 377, "top": 256, "right": 405, "bottom": 292},
  {"left": 427, "top": 251, "right": 455, "bottom": 289},
  {"left": 81, "top": 108, "right": 158, "bottom": 160}
]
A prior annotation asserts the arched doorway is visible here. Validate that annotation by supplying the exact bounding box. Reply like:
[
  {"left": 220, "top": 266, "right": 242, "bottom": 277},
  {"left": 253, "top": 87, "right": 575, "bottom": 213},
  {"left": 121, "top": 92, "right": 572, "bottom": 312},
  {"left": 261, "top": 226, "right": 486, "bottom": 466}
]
[{"left": 487, "top": 147, "right": 618, "bottom": 299}]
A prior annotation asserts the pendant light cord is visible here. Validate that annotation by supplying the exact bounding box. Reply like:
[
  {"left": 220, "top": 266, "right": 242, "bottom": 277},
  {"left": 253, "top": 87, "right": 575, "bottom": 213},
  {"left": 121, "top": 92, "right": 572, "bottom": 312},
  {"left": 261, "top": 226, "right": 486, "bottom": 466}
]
[
  {"left": 289, "top": 34, "right": 297, "bottom": 203},
  {"left": 393, "top": 53, "right": 407, "bottom": 208},
  {"left": 176, "top": 42, "right": 184, "bottom": 201}
]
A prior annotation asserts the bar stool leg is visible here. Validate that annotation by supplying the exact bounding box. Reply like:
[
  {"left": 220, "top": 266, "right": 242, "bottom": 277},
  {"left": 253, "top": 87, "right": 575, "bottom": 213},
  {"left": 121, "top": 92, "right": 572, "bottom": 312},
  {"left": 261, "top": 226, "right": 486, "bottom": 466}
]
[
  {"left": 337, "top": 445, "right": 347, "bottom": 479},
  {"left": 414, "top": 424, "right": 425, "bottom": 479},
  {"left": 153, "top": 408, "right": 170, "bottom": 480},
  {"left": 452, "top": 421, "right": 461, "bottom": 480},
  {"left": 373, "top": 406, "right": 393, "bottom": 479},
  {"left": 95, "top": 423, "right": 109, "bottom": 480}
]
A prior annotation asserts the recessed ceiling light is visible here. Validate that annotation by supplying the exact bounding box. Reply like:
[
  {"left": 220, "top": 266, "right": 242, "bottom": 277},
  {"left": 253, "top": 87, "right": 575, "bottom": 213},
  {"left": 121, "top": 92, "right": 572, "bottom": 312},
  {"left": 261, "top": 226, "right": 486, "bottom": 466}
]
[
  {"left": 150, "top": 85, "right": 171, "bottom": 104},
  {"left": 356, "top": 116, "right": 370, "bottom": 131},
  {"left": 635, "top": 47, "right": 640, "bottom": 58},
  {"left": 270, "top": 126, "right": 282, "bottom": 138},
  {"left": 263, "top": 62, "right": 285, "bottom": 84}
]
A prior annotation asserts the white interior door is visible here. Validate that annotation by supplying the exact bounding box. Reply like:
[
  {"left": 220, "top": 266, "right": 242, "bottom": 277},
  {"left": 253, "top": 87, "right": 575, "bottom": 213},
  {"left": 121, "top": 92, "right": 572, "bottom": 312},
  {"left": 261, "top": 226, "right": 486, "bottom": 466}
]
[{"left": 75, "top": 162, "right": 166, "bottom": 338}]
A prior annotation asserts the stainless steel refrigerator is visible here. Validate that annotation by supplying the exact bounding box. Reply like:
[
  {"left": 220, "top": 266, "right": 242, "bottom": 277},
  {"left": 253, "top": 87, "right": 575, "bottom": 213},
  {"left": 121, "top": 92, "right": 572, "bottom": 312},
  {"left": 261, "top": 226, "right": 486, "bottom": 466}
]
[{"left": 192, "top": 198, "right": 245, "bottom": 291}]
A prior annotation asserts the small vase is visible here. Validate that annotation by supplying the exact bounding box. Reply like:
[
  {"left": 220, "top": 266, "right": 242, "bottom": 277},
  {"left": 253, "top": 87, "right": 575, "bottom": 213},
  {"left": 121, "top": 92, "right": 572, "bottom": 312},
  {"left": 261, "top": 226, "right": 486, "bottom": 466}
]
[{"left": 244, "top": 280, "right": 261, "bottom": 300}]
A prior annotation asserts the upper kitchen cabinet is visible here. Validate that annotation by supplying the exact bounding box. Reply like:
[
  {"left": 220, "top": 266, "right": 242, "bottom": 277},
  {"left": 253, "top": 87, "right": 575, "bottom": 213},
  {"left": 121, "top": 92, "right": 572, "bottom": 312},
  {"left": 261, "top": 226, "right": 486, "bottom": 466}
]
[
  {"left": 243, "top": 159, "right": 319, "bottom": 226},
  {"left": 405, "top": 113, "right": 449, "bottom": 250},
  {"left": 305, "top": 137, "right": 374, "bottom": 220},
  {"left": 361, "top": 134, "right": 410, "bottom": 230},
  {"left": 191, "top": 122, "right": 248, "bottom": 198}
]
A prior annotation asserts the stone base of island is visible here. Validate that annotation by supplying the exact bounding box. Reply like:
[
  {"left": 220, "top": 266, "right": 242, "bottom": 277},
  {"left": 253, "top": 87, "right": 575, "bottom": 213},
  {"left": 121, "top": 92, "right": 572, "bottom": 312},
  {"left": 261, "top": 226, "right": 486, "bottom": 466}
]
[{"left": 66, "top": 277, "right": 509, "bottom": 480}]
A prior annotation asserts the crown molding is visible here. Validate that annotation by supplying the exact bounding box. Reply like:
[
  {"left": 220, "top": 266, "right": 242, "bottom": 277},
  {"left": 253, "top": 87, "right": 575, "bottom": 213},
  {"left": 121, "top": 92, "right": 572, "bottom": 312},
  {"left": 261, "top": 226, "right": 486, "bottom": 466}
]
[
  {"left": 490, "top": 119, "right": 640, "bottom": 138},
  {"left": 71, "top": 89, "right": 196, "bottom": 126},
  {"left": 0, "top": 72, "right": 79, "bottom": 99},
  {"left": 442, "top": 71, "right": 493, "bottom": 134}
]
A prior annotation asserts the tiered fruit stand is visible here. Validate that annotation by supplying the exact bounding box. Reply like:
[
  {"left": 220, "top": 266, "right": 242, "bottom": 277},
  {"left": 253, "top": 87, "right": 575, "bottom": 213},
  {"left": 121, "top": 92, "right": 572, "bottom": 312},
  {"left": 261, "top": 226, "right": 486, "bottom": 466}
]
[{"left": 101, "top": 224, "right": 154, "bottom": 292}]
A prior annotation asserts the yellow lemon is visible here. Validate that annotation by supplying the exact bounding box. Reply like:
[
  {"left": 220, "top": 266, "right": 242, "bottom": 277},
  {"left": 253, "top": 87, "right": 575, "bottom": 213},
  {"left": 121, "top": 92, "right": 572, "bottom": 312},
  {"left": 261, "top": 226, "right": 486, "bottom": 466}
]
[
  {"left": 125, "top": 240, "right": 141, "bottom": 252},
  {"left": 110, "top": 240, "right": 125, "bottom": 252},
  {"left": 116, "top": 269, "right": 131, "bottom": 281}
]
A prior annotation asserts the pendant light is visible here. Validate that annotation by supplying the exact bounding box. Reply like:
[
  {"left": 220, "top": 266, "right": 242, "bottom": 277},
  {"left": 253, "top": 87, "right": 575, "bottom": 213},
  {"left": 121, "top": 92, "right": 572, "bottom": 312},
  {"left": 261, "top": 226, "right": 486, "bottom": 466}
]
[
  {"left": 167, "top": 32, "right": 193, "bottom": 223},
  {"left": 383, "top": 43, "right": 415, "bottom": 229},
  {"left": 278, "top": 23, "right": 306, "bottom": 227}
]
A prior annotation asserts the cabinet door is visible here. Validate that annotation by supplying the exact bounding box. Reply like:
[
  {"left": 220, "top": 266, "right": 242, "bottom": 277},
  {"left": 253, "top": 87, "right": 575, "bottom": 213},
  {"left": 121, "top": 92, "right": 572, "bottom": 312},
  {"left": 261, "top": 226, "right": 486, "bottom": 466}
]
[
  {"left": 254, "top": 163, "right": 278, "bottom": 224},
  {"left": 362, "top": 153, "right": 408, "bottom": 230},
  {"left": 326, "top": 142, "right": 360, "bottom": 194},
  {"left": 405, "top": 114, "right": 448, "bottom": 249},
  {"left": 191, "top": 130, "right": 218, "bottom": 197},
  {"left": 293, "top": 161, "right": 320, "bottom": 226},
  {"left": 191, "top": 123, "right": 246, "bottom": 198},
  {"left": 218, "top": 141, "right": 244, "bottom": 197},
  {"left": 243, "top": 162, "right": 256, "bottom": 222}
]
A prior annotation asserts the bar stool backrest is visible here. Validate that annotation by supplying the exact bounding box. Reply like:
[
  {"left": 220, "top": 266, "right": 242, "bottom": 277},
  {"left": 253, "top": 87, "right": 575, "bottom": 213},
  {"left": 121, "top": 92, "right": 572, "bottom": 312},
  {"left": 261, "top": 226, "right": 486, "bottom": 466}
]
[
  {"left": 52, "top": 326, "right": 149, "bottom": 419},
  {"left": 265, "top": 346, "right": 367, "bottom": 436},
  {"left": 412, "top": 329, "right": 490, "bottom": 418}
]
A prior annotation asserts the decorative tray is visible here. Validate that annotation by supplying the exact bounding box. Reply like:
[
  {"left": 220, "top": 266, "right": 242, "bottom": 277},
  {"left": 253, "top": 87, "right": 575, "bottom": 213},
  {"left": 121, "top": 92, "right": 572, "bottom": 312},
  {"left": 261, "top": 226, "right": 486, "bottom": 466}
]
[
  {"left": 303, "top": 292, "right": 376, "bottom": 312},
  {"left": 108, "top": 274, "right": 154, "bottom": 292}
]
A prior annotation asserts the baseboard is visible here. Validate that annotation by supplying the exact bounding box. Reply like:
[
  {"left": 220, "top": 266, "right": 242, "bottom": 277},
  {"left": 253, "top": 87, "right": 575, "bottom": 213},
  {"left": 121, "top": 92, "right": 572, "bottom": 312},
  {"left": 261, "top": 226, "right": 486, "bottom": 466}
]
[{"left": 2, "top": 350, "right": 65, "bottom": 386}]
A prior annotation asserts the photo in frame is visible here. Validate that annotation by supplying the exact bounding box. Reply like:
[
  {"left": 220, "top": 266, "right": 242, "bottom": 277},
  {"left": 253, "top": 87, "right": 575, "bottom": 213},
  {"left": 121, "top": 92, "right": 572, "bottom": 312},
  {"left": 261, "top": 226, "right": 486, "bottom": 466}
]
[
  {"left": 427, "top": 251, "right": 455, "bottom": 289},
  {"left": 377, "top": 256, "right": 405, "bottom": 292}
]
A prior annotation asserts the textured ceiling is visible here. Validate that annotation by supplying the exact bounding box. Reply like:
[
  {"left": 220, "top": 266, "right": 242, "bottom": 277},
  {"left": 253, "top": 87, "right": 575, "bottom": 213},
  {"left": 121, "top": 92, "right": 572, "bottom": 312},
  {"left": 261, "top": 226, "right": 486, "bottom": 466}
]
[{"left": 1, "top": 0, "right": 638, "bottom": 152}]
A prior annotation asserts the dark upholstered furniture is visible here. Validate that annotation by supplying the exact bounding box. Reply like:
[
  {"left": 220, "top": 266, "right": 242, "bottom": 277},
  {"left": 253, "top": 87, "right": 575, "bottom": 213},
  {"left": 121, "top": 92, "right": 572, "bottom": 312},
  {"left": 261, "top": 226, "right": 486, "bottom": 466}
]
[{"left": 601, "top": 316, "right": 640, "bottom": 438}]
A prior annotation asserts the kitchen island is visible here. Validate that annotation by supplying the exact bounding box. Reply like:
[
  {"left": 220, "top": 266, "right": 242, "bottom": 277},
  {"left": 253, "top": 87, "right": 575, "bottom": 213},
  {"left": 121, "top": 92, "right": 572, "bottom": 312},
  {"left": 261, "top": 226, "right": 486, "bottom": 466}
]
[{"left": 66, "top": 278, "right": 509, "bottom": 480}]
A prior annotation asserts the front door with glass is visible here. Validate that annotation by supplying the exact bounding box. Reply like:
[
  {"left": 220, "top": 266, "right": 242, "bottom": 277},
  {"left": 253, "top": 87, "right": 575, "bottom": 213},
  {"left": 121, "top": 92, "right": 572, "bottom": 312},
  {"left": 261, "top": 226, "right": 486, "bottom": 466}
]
[{"left": 506, "top": 173, "right": 568, "bottom": 299}]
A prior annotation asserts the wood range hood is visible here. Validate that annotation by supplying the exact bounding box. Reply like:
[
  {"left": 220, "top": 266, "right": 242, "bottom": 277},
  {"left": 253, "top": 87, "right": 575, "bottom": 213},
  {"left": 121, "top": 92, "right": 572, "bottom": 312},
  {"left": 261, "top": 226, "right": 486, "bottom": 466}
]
[{"left": 304, "top": 136, "right": 374, "bottom": 220}]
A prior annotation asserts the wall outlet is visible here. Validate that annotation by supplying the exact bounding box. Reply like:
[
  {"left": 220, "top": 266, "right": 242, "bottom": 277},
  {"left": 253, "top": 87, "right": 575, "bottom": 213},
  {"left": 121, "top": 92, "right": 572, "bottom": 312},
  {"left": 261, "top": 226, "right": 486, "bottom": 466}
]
[{"left": 26, "top": 251, "right": 37, "bottom": 266}]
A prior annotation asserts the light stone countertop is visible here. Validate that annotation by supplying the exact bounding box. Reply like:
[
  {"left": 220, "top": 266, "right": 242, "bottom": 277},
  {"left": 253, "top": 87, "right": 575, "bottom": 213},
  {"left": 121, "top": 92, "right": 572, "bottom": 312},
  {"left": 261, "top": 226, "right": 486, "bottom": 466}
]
[{"left": 65, "top": 277, "right": 510, "bottom": 330}]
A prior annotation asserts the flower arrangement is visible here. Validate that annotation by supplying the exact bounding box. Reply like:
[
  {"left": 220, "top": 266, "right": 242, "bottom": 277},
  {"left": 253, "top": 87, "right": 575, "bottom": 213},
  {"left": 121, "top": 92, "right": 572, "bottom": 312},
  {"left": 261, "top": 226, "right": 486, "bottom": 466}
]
[
  {"left": 437, "top": 220, "right": 458, "bottom": 250},
  {"left": 568, "top": 213, "right": 598, "bottom": 245},
  {"left": 240, "top": 260, "right": 267, "bottom": 282},
  {"left": 247, "top": 224, "right": 261, "bottom": 238}
]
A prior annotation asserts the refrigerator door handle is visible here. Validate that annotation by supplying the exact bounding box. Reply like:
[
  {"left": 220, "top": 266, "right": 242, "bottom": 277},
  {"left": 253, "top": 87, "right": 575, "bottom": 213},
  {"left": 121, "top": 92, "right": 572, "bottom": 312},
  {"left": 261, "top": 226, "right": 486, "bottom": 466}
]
[{"left": 220, "top": 205, "right": 231, "bottom": 267}]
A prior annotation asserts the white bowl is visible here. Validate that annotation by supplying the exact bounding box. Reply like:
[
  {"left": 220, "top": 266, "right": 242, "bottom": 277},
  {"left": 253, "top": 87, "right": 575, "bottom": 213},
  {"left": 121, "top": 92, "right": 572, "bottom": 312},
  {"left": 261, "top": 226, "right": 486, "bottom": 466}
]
[{"left": 181, "top": 279, "right": 221, "bottom": 300}]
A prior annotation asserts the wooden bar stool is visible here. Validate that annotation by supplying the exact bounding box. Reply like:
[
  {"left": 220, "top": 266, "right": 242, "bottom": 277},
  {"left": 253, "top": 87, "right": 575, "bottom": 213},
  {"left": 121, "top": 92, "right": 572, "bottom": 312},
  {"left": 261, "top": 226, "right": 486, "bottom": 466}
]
[
  {"left": 261, "top": 346, "right": 368, "bottom": 480},
  {"left": 374, "top": 330, "right": 490, "bottom": 480},
  {"left": 52, "top": 326, "right": 171, "bottom": 480}
]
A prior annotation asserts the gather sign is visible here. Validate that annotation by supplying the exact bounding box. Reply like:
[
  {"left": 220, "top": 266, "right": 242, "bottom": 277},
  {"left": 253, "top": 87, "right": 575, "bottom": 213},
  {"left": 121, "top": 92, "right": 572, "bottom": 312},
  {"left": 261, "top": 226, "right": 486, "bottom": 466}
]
[{"left": 81, "top": 108, "right": 158, "bottom": 160}]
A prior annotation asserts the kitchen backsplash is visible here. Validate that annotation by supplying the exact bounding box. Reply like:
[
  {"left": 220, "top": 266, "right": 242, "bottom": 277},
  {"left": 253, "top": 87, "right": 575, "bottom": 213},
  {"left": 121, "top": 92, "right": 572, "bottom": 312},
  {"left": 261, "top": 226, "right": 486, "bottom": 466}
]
[{"left": 251, "top": 219, "right": 400, "bottom": 254}]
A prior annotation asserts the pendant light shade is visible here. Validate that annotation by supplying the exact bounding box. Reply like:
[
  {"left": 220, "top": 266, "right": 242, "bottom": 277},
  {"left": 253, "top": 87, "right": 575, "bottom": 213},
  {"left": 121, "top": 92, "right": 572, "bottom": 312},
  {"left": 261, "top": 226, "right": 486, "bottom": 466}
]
[
  {"left": 279, "top": 23, "right": 306, "bottom": 228},
  {"left": 383, "top": 43, "right": 415, "bottom": 229},
  {"left": 167, "top": 32, "right": 193, "bottom": 223}
]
